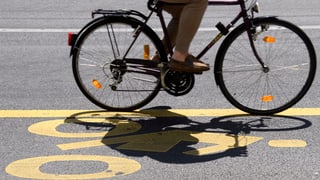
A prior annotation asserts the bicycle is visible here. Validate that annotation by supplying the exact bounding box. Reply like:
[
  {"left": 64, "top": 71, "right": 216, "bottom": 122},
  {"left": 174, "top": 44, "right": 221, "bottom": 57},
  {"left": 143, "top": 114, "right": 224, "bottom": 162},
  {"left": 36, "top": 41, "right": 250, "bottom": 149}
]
[{"left": 68, "top": 0, "right": 316, "bottom": 115}]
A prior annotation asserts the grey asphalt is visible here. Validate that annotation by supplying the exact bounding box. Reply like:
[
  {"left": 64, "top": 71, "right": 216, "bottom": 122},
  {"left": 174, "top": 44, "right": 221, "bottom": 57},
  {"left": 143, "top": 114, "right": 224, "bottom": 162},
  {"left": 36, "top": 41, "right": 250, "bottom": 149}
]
[{"left": 1, "top": 0, "right": 320, "bottom": 179}]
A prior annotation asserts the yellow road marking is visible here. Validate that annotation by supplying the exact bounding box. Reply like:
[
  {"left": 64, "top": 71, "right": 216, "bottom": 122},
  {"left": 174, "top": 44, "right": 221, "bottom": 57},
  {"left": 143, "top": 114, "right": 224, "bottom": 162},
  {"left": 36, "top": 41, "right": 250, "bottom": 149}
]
[
  {"left": 6, "top": 155, "right": 141, "bottom": 179},
  {"left": 0, "top": 108, "right": 320, "bottom": 118},
  {"left": 28, "top": 118, "right": 141, "bottom": 138},
  {"left": 268, "top": 140, "right": 307, "bottom": 148},
  {"left": 5, "top": 108, "right": 314, "bottom": 179},
  {"left": 57, "top": 130, "right": 263, "bottom": 156}
]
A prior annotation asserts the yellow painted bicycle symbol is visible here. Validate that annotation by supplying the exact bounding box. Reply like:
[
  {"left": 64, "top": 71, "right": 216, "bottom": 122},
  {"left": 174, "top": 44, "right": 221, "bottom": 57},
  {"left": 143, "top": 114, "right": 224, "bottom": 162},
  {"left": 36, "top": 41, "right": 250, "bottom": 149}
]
[{"left": 6, "top": 110, "right": 309, "bottom": 179}]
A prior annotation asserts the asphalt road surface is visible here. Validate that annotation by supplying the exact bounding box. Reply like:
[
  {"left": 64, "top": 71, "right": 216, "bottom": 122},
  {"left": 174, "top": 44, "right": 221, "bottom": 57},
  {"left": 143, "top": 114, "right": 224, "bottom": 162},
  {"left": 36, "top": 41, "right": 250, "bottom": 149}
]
[{"left": 1, "top": 0, "right": 320, "bottom": 179}]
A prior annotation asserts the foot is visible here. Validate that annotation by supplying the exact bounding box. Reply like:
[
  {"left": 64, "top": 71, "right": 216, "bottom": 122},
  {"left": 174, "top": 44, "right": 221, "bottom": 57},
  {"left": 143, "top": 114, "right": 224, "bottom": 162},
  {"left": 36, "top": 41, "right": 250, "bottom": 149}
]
[
  {"left": 168, "top": 55, "right": 209, "bottom": 73},
  {"left": 152, "top": 54, "right": 209, "bottom": 65},
  {"left": 186, "top": 55, "right": 209, "bottom": 65}
]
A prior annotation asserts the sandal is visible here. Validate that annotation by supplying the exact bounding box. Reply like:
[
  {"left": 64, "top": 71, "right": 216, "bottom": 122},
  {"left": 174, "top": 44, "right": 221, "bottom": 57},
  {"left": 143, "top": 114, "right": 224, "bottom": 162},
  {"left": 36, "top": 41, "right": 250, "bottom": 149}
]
[
  {"left": 151, "top": 53, "right": 209, "bottom": 66},
  {"left": 187, "top": 55, "right": 209, "bottom": 65},
  {"left": 168, "top": 55, "right": 209, "bottom": 73}
]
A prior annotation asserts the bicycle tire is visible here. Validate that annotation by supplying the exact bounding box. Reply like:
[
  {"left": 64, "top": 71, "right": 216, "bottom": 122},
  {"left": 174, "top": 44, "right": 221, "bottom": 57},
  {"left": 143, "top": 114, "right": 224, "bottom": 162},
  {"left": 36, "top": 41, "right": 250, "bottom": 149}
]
[
  {"left": 215, "top": 17, "right": 316, "bottom": 115},
  {"left": 72, "top": 16, "right": 166, "bottom": 111}
]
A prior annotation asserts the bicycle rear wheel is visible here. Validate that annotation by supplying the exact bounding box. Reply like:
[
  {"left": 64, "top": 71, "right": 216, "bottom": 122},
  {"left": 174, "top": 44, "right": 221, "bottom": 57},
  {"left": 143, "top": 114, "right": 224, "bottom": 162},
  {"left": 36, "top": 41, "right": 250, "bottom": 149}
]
[
  {"left": 215, "top": 18, "right": 316, "bottom": 115},
  {"left": 72, "top": 16, "right": 165, "bottom": 111}
]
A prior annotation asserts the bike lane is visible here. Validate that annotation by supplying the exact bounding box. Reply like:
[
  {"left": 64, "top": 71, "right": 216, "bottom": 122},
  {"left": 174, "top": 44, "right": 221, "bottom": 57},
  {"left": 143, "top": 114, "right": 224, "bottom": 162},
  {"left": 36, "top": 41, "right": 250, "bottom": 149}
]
[{"left": 1, "top": 108, "right": 320, "bottom": 179}]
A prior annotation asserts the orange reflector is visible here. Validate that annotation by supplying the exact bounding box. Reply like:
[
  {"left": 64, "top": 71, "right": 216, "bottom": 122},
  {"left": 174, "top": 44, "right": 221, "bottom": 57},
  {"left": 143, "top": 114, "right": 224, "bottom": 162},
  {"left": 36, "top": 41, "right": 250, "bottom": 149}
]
[
  {"left": 262, "top": 95, "right": 273, "bottom": 102},
  {"left": 92, "top": 79, "right": 102, "bottom": 89},
  {"left": 263, "top": 36, "right": 276, "bottom": 43},
  {"left": 144, "top": 44, "right": 150, "bottom": 60}
]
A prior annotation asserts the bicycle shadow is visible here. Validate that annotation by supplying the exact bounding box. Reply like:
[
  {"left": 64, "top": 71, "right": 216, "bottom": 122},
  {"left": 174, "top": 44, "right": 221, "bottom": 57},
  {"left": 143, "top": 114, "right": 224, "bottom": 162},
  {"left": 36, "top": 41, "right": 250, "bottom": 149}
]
[{"left": 65, "top": 106, "right": 312, "bottom": 164}]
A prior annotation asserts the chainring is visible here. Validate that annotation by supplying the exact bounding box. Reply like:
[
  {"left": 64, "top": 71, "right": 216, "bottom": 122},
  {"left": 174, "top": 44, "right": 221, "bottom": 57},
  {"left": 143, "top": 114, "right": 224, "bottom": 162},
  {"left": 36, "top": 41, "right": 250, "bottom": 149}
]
[{"left": 162, "top": 70, "right": 195, "bottom": 96}]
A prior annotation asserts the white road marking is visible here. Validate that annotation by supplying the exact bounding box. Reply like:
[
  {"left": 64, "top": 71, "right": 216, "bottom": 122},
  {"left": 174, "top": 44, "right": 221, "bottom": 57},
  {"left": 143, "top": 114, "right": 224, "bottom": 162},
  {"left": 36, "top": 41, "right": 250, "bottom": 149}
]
[{"left": 0, "top": 25, "right": 319, "bottom": 33}]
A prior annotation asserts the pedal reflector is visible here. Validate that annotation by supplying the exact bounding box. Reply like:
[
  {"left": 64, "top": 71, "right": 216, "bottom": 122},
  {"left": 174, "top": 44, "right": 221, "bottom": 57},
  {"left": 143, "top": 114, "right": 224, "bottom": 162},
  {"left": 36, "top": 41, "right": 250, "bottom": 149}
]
[{"left": 92, "top": 79, "right": 102, "bottom": 89}]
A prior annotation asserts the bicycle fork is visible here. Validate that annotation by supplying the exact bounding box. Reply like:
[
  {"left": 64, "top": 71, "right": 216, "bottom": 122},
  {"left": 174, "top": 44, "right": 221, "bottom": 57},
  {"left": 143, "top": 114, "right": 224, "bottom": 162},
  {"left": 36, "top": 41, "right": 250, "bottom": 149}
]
[{"left": 246, "top": 20, "right": 270, "bottom": 72}]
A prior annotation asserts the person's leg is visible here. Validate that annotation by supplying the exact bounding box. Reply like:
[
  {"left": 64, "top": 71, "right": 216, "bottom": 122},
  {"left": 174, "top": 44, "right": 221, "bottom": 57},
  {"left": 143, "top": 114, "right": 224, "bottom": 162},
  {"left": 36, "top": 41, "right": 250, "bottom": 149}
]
[
  {"left": 160, "top": 0, "right": 209, "bottom": 72},
  {"left": 173, "top": 0, "right": 207, "bottom": 61},
  {"left": 151, "top": 4, "right": 182, "bottom": 61},
  {"left": 161, "top": 4, "right": 184, "bottom": 54},
  {"left": 161, "top": 0, "right": 207, "bottom": 57}
]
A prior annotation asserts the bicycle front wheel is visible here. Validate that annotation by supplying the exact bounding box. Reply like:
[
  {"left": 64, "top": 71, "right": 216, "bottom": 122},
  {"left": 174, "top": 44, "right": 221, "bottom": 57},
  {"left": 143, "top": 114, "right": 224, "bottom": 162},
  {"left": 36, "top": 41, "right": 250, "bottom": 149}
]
[
  {"left": 72, "top": 16, "right": 165, "bottom": 111},
  {"left": 215, "top": 18, "right": 316, "bottom": 115}
]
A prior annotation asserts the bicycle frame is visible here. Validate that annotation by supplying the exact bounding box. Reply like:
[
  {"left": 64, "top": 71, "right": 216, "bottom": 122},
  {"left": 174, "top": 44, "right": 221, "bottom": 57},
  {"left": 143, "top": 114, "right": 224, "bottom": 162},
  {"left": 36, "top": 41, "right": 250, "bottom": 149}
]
[{"left": 198, "top": 0, "right": 254, "bottom": 59}]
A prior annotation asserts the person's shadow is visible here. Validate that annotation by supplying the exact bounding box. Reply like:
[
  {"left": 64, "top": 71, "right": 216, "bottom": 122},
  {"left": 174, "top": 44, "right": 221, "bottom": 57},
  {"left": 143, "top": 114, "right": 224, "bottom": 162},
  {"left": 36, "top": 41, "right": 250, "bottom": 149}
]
[{"left": 65, "top": 106, "right": 312, "bottom": 164}]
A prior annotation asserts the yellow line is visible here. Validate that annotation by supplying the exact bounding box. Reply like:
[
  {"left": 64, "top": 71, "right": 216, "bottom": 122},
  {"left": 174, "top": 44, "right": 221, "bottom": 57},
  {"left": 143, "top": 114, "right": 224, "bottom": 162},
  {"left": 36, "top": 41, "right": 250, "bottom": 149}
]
[{"left": 0, "top": 108, "right": 319, "bottom": 118}]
